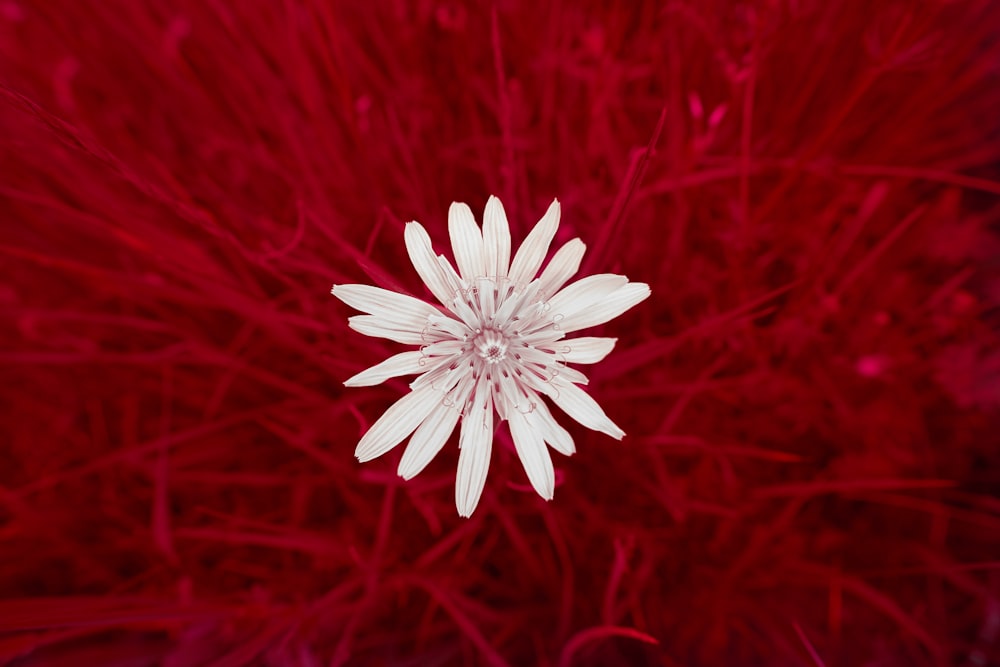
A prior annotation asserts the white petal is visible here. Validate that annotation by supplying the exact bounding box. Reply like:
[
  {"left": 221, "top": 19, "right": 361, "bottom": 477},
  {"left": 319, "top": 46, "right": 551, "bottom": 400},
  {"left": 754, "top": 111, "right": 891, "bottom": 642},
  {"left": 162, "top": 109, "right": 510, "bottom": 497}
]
[
  {"left": 492, "top": 280, "right": 541, "bottom": 328},
  {"left": 348, "top": 315, "right": 426, "bottom": 345},
  {"left": 508, "top": 408, "right": 555, "bottom": 500},
  {"left": 449, "top": 292, "right": 481, "bottom": 329},
  {"left": 497, "top": 367, "right": 534, "bottom": 413},
  {"left": 423, "top": 340, "right": 468, "bottom": 356},
  {"left": 557, "top": 283, "right": 651, "bottom": 333},
  {"left": 455, "top": 432, "right": 492, "bottom": 517},
  {"left": 555, "top": 365, "right": 589, "bottom": 385},
  {"left": 409, "top": 355, "right": 468, "bottom": 391},
  {"left": 437, "top": 254, "right": 465, "bottom": 294},
  {"left": 536, "top": 238, "right": 586, "bottom": 298},
  {"left": 332, "top": 284, "right": 437, "bottom": 320},
  {"left": 516, "top": 355, "right": 587, "bottom": 386},
  {"left": 544, "top": 378, "right": 625, "bottom": 440},
  {"left": 476, "top": 276, "right": 497, "bottom": 320},
  {"left": 404, "top": 222, "right": 458, "bottom": 306},
  {"left": 397, "top": 400, "right": 462, "bottom": 479},
  {"left": 355, "top": 385, "right": 441, "bottom": 462},
  {"left": 547, "top": 273, "right": 628, "bottom": 316},
  {"left": 490, "top": 370, "right": 511, "bottom": 421},
  {"left": 556, "top": 337, "right": 617, "bottom": 364},
  {"left": 528, "top": 399, "right": 575, "bottom": 456},
  {"left": 426, "top": 313, "right": 470, "bottom": 340},
  {"left": 344, "top": 350, "right": 430, "bottom": 387},
  {"left": 448, "top": 202, "right": 485, "bottom": 281},
  {"left": 508, "top": 199, "right": 560, "bottom": 286},
  {"left": 482, "top": 195, "right": 511, "bottom": 279},
  {"left": 455, "top": 383, "right": 493, "bottom": 517},
  {"left": 514, "top": 360, "right": 560, "bottom": 396}
]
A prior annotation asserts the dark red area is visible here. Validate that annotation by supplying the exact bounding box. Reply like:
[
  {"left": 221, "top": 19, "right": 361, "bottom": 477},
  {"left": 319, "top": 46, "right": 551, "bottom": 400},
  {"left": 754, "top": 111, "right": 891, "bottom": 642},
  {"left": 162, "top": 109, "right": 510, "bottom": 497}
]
[{"left": 2, "top": 2, "right": 999, "bottom": 665}]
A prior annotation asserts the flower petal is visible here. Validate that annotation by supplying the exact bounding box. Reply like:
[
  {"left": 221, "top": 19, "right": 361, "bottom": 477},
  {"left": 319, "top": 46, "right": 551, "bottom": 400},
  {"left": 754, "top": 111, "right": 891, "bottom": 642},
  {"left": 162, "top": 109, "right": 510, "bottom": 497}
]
[
  {"left": 355, "top": 385, "right": 442, "bottom": 462},
  {"left": 555, "top": 364, "right": 589, "bottom": 385},
  {"left": 404, "top": 221, "right": 458, "bottom": 306},
  {"left": 423, "top": 340, "right": 468, "bottom": 356},
  {"left": 557, "top": 283, "right": 651, "bottom": 333},
  {"left": 508, "top": 199, "right": 560, "bottom": 286},
  {"left": 492, "top": 280, "right": 541, "bottom": 327},
  {"left": 547, "top": 273, "right": 628, "bottom": 316},
  {"left": 508, "top": 408, "right": 555, "bottom": 500},
  {"left": 332, "top": 284, "right": 438, "bottom": 325},
  {"left": 475, "top": 276, "right": 497, "bottom": 320},
  {"left": 438, "top": 254, "right": 465, "bottom": 294},
  {"left": 483, "top": 195, "right": 511, "bottom": 279},
  {"left": 456, "top": 380, "right": 493, "bottom": 517},
  {"left": 544, "top": 377, "right": 625, "bottom": 440},
  {"left": 448, "top": 292, "right": 481, "bottom": 329},
  {"left": 348, "top": 315, "right": 426, "bottom": 345},
  {"left": 493, "top": 364, "right": 537, "bottom": 421},
  {"left": 536, "top": 238, "right": 586, "bottom": 298},
  {"left": 529, "top": 399, "right": 575, "bottom": 456},
  {"left": 448, "top": 202, "right": 485, "bottom": 281},
  {"left": 409, "top": 354, "right": 468, "bottom": 391},
  {"left": 556, "top": 337, "right": 618, "bottom": 364},
  {"left": 344, "top": 350, "right": 430, "bottom": 387},
  {"left": 426, "top": 313, "right": 471, "bottom": 341},
  {"left": 398, "top": 399, "right": 463, "bottom": 479}
]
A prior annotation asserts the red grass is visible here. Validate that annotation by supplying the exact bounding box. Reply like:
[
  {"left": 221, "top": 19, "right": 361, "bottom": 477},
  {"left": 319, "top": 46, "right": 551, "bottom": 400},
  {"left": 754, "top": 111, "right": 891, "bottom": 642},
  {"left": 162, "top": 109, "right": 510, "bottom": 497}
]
[{"left": 2, "top": 1, "right": 999, "bottom": 665}]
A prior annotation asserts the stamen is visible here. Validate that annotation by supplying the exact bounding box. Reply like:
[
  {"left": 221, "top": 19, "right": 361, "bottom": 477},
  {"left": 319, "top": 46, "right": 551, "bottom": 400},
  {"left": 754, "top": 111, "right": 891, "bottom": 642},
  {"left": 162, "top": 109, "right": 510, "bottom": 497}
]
[{"left": 474, "top": 328, "right": 508, "bottom": 364}]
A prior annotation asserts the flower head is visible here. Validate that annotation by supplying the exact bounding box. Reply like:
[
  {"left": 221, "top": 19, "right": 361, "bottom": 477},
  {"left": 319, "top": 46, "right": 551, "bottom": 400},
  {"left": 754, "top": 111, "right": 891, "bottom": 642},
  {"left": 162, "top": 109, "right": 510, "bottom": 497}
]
[{"left": 332, "top": 196, "right": 650, "bottom": 516}]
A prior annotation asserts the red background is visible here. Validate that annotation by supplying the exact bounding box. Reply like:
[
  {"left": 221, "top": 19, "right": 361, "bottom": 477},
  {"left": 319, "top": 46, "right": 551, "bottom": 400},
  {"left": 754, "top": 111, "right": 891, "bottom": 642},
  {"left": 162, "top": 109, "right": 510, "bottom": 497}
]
[{"left": 2, "top": 1, "right": 999, "bottom": 665}]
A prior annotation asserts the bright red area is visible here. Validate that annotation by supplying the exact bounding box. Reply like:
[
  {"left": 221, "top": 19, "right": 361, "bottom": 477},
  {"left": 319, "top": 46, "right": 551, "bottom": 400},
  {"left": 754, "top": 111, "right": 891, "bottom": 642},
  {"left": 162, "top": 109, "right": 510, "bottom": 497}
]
[{"left": 1, "top": 2, "right": 999, "bottom": 665}]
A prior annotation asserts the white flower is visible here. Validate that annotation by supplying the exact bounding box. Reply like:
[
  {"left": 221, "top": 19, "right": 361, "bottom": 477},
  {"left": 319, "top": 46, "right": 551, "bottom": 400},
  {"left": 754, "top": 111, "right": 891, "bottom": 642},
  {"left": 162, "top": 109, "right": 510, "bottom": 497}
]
[{"left": 332, "top": 196, "right": 650, "bottom": 516}]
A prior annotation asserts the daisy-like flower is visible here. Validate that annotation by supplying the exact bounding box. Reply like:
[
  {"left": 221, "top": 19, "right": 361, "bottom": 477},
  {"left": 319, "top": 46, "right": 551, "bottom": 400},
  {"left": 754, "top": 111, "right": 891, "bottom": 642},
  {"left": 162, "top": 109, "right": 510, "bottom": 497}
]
[{"left": 332, "top": 196, "right": 650, "bottom": 516}]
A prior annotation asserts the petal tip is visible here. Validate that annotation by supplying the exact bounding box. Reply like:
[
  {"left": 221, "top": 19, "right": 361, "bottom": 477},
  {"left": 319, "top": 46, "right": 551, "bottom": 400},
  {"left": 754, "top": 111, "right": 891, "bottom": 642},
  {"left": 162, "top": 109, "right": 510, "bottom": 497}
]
[
  {"left": 456, "top": 492, "right": 482, "bottom": 518},
  {"left": 355, "top": 442, "right": 378, "bottom": 462}
]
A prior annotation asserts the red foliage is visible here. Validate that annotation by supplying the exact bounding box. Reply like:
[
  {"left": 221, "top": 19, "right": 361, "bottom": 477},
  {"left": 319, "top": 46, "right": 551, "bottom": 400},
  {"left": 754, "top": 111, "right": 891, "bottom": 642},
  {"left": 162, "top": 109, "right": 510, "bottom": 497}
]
[{"left": 1, "top": 1, "right": 999, "bottom": 665}]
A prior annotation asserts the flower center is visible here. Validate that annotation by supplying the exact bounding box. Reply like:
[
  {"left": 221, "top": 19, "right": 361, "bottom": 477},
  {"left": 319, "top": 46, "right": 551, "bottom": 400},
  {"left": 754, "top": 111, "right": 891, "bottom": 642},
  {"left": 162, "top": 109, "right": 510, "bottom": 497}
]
[{"left": 474, "top": 328, "right": 508, "bottom": 364}]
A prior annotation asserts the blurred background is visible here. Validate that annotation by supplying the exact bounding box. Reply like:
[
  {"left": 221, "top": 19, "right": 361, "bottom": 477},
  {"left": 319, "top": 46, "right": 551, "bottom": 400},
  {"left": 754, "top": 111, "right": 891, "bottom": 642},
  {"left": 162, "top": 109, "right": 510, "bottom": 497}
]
[{"left": 1, "top": 1, "right": 999, "bottom": 665}]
